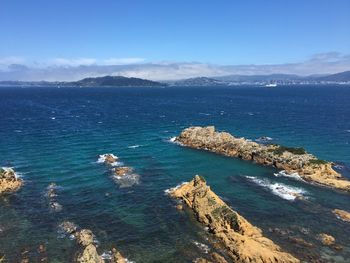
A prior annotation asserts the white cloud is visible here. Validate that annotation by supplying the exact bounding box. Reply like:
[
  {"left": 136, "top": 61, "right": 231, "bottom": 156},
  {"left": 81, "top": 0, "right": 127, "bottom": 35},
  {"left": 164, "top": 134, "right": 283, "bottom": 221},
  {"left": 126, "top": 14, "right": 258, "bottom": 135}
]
[
  {"left": 50, "top": 57, "right": 97, "bottom": 67},
  {"left": 102, "top": 57, "right": 145, "bottom": 65},
  {"left": 0, "top": 52, "right": 349, "bottom": 81},
  {"left": 0, "top": 56, "right": 26, "bottom": 70}
]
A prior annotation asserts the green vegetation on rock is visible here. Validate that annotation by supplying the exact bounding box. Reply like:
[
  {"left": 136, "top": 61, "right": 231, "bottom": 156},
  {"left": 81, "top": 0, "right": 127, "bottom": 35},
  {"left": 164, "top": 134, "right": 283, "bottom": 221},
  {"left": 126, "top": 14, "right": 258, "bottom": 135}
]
[
  {"left": 272, "top": 146, "right": 306, "bottom": 155},
  {"left": 309, "top": 159, "right": 328, "bottom": 165},
  {"left": 212, "top": 205, "right": 238, "bottom": 230}
]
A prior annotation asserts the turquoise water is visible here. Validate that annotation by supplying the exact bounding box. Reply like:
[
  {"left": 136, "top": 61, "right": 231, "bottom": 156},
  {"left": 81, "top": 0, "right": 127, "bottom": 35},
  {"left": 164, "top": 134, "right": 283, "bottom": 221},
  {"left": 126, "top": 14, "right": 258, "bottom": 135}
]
[{"left": 0, "top": 85, "right": 350, "bottom": 262}]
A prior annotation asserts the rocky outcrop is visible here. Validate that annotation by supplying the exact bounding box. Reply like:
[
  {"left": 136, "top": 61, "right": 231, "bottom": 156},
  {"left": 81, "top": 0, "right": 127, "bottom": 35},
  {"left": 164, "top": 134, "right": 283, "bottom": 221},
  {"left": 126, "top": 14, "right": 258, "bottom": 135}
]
[
  {"left": 176, "top": 126, "right": 350, "bottom": 192},
  {"left": 76, "top": 229, "right": 103, "bottom": 263},
  {"left": 0, "top": 167, "right": 23, "bottom": 194},
  {"left": 58, "top": 221, "right": 128, "bottom": 263},
  {"left": 169, "top": 175, "right": 299, "bottom": 263},
  {"left": 333, "top": 209, "right": 350, "bottom": 222}
]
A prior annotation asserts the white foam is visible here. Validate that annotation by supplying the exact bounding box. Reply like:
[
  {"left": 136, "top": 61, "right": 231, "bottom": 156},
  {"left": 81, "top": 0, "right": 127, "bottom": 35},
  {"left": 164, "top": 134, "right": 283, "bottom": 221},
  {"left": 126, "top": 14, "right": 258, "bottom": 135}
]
[
  {"left": 193, "top": 241, "right": 210, "bottom": 254},
  {"left": 168, "top": 137, "right": 182, "bottom": 145},
  {"left": 164, "top": 182, "right": 188, "bottom": 195},
  {"left": 113, "top": 173, "right": 140, "bottom": 188},
  {"left": 274, "top": 170, "right": 304, "bottom": 181},
  {"left": 101, "top": 251, "right": 112, "bottom": 260},
  {"left": 245, "top": 176, "right": 307, "bottom": 201},
  {"left": 51, "top": 117, "right": 56, "bottom": 120},
  {"left": 255, "top": 136, "right": 273, "bottom": 143},
  {"left": 127, "top": 145, "right": 141, "bottom": 149}
]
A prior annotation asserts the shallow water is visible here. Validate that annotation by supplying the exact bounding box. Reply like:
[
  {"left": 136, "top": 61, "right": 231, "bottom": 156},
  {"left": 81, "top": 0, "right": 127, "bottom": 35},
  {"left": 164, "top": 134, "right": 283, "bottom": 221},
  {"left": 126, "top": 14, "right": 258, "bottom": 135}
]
[{"left": 0, "top": 85, "right": 350, "bottom": 262}]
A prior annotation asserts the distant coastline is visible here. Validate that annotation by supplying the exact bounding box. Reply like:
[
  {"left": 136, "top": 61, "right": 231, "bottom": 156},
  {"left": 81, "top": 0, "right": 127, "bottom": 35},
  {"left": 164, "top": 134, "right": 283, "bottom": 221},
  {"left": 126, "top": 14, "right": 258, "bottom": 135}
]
[{"left": 1, "top": 70, "right": 350, "bottom": 87}]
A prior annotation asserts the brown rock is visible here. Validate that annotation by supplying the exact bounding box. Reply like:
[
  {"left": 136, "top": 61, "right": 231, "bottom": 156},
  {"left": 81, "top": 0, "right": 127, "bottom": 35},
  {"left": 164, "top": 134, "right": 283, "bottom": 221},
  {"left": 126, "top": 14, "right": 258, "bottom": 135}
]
[
  {"left": 77, "top": 229, "right": 94, "bottom": 246},
  {"left": 176, "top": 203, "right": 184, "bottom": 210},
  {"left": 59, "top": 221, "right": 78, "bottom": 235},
  {"left": 0, "top": 167, "right": 23, "bottom": 194},
  {"left": 113, "top": 166, "right": 133, "bottom": 177},
  {"left": 104, "top": 154, "right": 118, "bottom": 165},
  {"left": 77, "top": 244, "right": 103, "bottom": 263},
  {"left": 111, "top": 248, "right": 127, "bottom": 263},
  {"left": 333, "top": 209, "right": 350, "bottom": 222},
  {"left": 176, "top": 126, "right": 350, "bottom": 192},
  {"left": 210, "top": 252, "right": 228, "bottom": 263},
  {"left": 318, "top": 233, "right": 335, "bottom": 246},
  {"left": 169, "top": 175, "right": 300, "bottom": 263},
  {"left": 38, "top": 244, "right": 46, "bottom": 253}
]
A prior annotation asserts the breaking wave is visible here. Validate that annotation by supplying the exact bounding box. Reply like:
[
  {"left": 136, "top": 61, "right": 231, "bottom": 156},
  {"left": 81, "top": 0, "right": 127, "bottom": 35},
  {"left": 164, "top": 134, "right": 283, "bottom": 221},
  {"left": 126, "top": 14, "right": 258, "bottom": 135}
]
[
  {"left": 274, "top": 170, "right": 304, "bottom": 181},
  {"left": 164, "top": 182, "right": 188, "bottom": 195},
  {"left": 245, "top": 176, "right": 307, "bottom": 201}
]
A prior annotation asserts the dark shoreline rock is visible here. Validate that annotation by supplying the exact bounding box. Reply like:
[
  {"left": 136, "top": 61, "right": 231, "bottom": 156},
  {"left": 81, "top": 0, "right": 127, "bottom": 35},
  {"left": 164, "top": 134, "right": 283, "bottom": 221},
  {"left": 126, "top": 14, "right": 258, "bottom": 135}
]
[
  {"left": 169, "top": 175, "right": 300, "bottom": 263},
  {"left": 175, "top": 126, "right": 350, "bottom": 192}
]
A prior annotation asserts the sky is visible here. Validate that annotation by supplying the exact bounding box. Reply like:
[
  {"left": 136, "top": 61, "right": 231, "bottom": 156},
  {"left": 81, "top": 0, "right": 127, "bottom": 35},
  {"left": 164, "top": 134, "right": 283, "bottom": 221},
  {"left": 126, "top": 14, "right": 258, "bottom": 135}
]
[{"left": 0, "top": 0, "right": 350, "bottom": 80}]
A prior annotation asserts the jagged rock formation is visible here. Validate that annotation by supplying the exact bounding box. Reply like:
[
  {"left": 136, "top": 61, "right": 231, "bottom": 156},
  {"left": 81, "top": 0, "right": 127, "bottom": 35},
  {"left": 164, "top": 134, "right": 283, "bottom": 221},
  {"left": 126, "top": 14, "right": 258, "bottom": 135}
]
[
  {"left": 58, "top": 221, "right": 127, "bottom": 263},
  {"left": 169, "top": 176, "right": 299, "bottom": 263},
  {"left": 333, "top": 209, "right": 350, "bottom": 222},
  {"left": 176, "top": 126, "right": 350, "bottom": 192},
  {"left": 0, "top": 167, "right": 23, "bottom": 194}
]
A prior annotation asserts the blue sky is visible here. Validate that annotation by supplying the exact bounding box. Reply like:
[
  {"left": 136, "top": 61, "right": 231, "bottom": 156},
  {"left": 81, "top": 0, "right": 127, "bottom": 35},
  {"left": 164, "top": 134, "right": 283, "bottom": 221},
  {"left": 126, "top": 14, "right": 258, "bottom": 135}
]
[{"left": 0, "top": 0, "right": 350, "bottom": 80}]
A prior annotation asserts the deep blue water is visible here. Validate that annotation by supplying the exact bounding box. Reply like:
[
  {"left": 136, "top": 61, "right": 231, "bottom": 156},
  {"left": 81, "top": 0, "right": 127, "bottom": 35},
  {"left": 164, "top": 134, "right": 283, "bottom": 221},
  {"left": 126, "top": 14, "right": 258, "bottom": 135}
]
[{"left": 0, "top": 85, "right": 350, "bottom": 262}]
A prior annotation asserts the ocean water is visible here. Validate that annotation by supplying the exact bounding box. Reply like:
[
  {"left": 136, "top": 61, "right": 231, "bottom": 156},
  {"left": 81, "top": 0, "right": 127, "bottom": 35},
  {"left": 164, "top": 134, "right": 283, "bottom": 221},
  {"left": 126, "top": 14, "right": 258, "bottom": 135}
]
[{"left": 0, "top": 85, "right": 350, "bottom": 262}]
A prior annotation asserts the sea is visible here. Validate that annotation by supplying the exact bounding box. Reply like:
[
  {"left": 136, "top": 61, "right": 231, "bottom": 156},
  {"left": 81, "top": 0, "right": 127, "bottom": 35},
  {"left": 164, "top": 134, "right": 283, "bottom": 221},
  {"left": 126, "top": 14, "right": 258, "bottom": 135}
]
[{"left": 0, "top": 85, "right": 350, "bottom": 262}]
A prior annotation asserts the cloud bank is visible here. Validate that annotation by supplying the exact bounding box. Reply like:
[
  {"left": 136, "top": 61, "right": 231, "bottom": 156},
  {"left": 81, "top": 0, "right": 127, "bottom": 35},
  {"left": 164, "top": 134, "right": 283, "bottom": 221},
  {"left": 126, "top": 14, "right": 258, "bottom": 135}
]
[{"left": 0, "top": 53, "right": 349, "bottom": 81}]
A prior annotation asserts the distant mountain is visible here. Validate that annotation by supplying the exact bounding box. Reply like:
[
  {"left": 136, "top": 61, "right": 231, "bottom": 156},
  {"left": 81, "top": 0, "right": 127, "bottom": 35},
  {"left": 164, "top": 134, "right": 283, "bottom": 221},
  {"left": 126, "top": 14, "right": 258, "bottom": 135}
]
[
  {"left": 0, "top": 76, "right": 165, "bottom": 87},
  {"left": 315, "top": 71, "right": 350, "bottom": 82},
  {"left": 72, "top": 76, "right": 164, "bottom": 87},
  {"left": 1, "top": 71, "right": 350, "bottom": 87},
  {"left": 167, "top": 77, "right": 226, "bottom": 86},
  {"left": 216, "top": 74, "right": 302, "bottom": 82}
]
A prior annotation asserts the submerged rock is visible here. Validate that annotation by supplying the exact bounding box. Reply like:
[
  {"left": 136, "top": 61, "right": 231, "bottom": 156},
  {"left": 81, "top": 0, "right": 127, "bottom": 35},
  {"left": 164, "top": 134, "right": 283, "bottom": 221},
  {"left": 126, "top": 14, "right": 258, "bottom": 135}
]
[
  {"left": 59, "top": 221, "right": 78, "bottom": 235},
  {"left": 46, "top": 183, "right": 62, "bottom": 212},
  {"left": 58, "top": 221, "right": 128, "bottom": 263},
  {"left": 175, "top": 126, "right": 350, "bottom": 192},
  {"left": 318, "top": 233, "right": 335, "bottom": 246},
  {"left": 113, "top": 166, "right": 133, "bottom": 177},
  {"left": 169, "top": 175, "right": 300, "bottom": 263},
  {"left": 333, "top": 209, "right": 350, "bottom": 222},
  {"left": 0, "top": 167, "right": 23, "bottom": 194}
]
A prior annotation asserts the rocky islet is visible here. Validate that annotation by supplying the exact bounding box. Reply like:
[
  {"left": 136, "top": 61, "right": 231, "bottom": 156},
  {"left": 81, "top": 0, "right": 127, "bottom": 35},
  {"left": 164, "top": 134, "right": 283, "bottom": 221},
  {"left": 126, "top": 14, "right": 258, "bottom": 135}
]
[{"left": 175, "top": 126, "right": 350, "bottom": 192}]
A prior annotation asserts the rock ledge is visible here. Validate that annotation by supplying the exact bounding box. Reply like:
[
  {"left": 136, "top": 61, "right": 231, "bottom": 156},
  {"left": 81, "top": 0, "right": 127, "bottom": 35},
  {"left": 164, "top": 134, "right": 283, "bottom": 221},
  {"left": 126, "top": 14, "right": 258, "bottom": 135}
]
[{"left": 169, "top": 175, "right": 299, "bottom": 263}]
